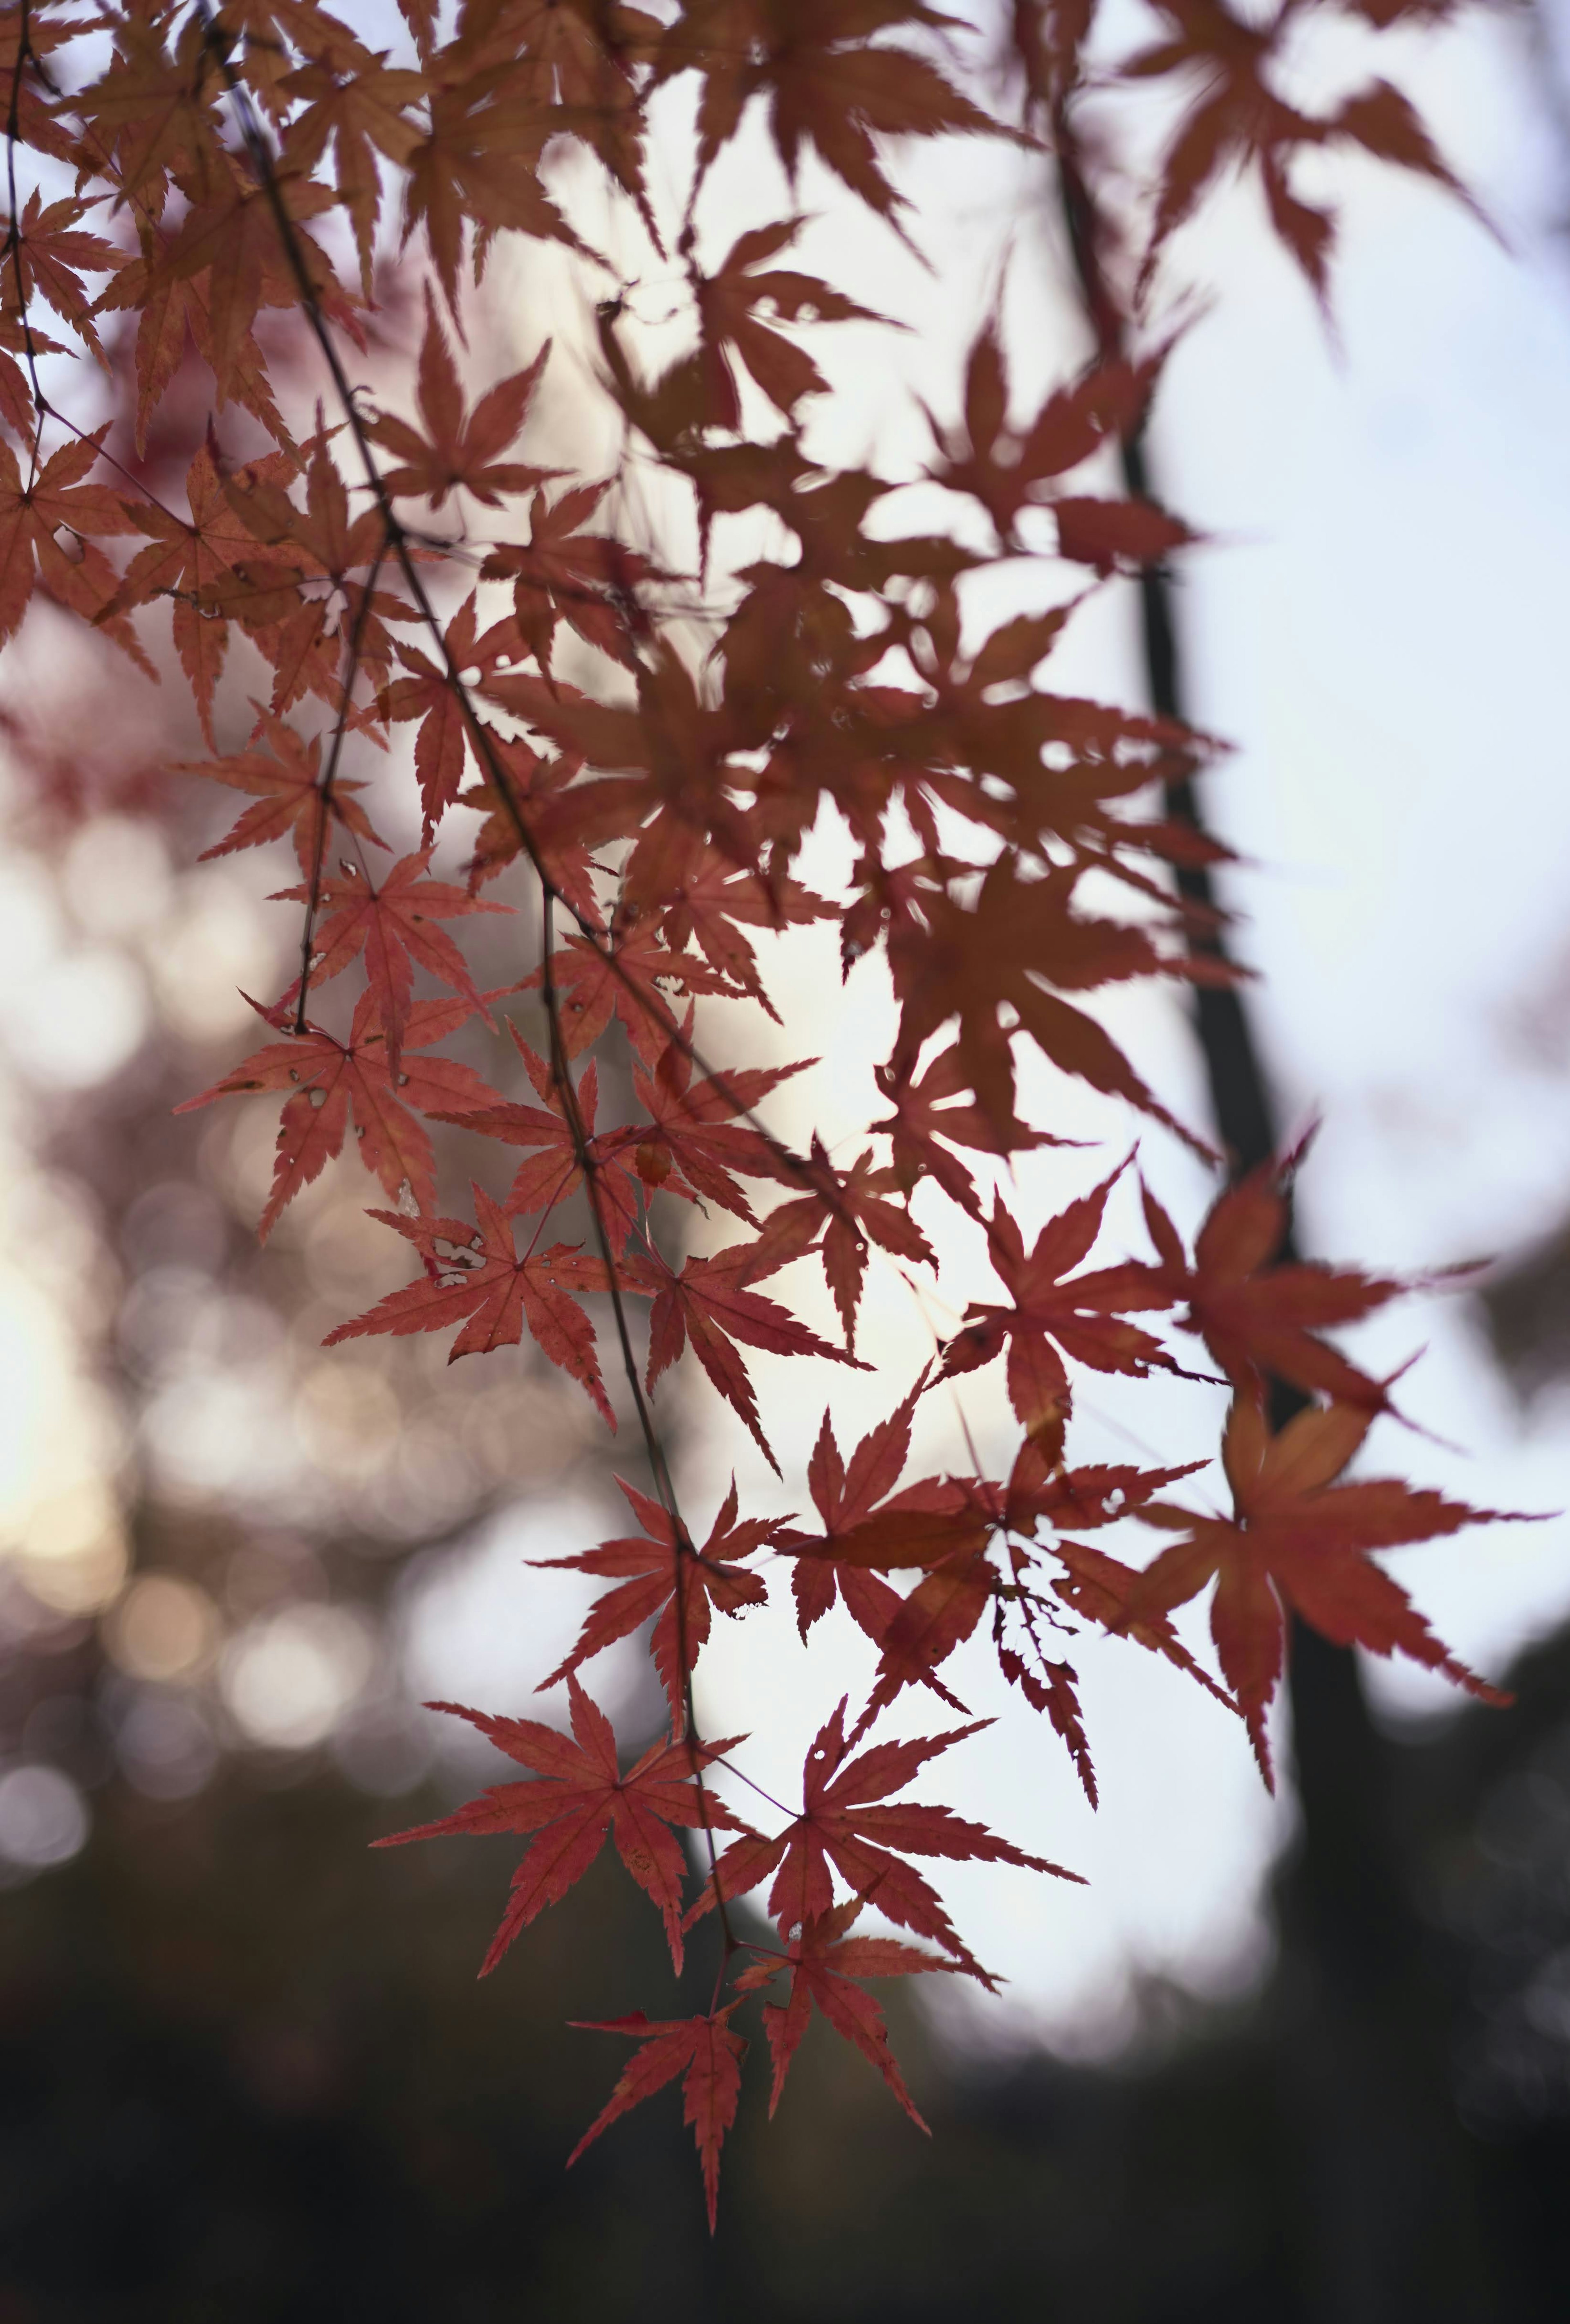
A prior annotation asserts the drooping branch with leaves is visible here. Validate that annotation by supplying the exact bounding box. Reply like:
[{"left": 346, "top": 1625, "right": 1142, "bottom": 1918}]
[{"left": 0, "top": 0, "right": 1521, "bottom": 2230}]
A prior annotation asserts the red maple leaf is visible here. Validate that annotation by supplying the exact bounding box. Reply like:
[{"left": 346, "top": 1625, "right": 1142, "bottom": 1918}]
[
  {"left": 569, "top": 2007, "right": 747, "bottom": 2232},
  {"left": 373, "top": 1678, "right": 749, "bottom": 1974},
  {"left": 736, "top": 1900, "right": 953, "bottom": 2129},
  {"left": 175, "top": 698, "right": 387, "bottom": 871},
  {"left": 534, "top": 1476, "right": 780, "bottom": 1720},
  {"left": 175, "top": 989, "right": 501, "bottom": 1236},
  {"left": 745, "top": 1137, "right": 934, "bottom": 1350},
  {"left": 272, "top": 846, "right": 507, "bottom": 1070},
  {"left": 436, "top": 1027, "right": 640, "bottom": 1246},
  {"left": 1119, "top": 1396, "right": 1516, "bottom": 1784},
  {"left": 368, "top": 284, "right": 554, "bottom": 507},
  {"left": 1132, "top": 1159, "right": 1419, "bottom": 1412},
  {"left": 626, "top": 1237, "right": 863, "bottom": 1473},
  {"left": 685, "top": 1699, "right": 1077, "bottom": 1970},
  {"left": 323, "top": 1182, "right": 614, "bottom": 1422},
  {"left": 939, "top": 1165, "right": 1185, "bottom": 1446}
]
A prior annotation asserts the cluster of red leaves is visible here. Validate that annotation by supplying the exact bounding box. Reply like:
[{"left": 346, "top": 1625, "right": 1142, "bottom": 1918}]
[{"left": 0, "top": 0, "right": 1510, "bottom": 2229}]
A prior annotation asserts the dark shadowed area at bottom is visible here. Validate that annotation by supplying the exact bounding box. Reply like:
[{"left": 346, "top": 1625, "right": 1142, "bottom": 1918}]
[{"left": 4, "top": 1614, "right": 1570, "bottom": 2324}]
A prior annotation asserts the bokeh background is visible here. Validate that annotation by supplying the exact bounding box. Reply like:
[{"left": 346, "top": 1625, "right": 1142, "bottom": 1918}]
[{"left": 2, "top": 0, "right": 1570, "bottom": 2314}]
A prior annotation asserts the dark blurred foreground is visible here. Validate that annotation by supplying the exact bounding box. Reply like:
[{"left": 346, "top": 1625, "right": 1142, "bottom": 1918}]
[{"left": 4, "top": 1627, "right": 1570, "bottom": 2322}]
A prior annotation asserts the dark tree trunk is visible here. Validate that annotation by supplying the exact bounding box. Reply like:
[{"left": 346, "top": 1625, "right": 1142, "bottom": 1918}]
[{"left": 1051, "top": 141, "right": 1499, "bottom": 2322}]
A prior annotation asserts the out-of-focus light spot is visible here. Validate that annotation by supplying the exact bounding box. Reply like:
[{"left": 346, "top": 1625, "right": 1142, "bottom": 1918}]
[
  {"left": 295, "top": 1361, "right": 401, "bottom": 1481},
  {"left": 120, "top": 1179, "right": 230, "bottom": 1275},
  {"left": 222, "top": 1604, "right": 374, "bottom": 1750},
  {"left": 151, "top": 873, "right": 278, "bottom": 1043},
  {"left": 17, "top": 1480, "right": 128, "bottom": 1616},
  {"left": 104, "top": 1572, "right": 218, "bottom": 1682},
  {"left": 6, "top": 950, "right": 148, "bottom": 1089},
  {"left": 116, "top": 1690, "right": 218, "bottom": 1799},
  {"left": 332, "top": 1702, "right": 436, "bottom": 1796},
  {"left": 0, "top": 1764, "right": 87, "bottom": 1872},
  {"left": 0, "top": 858, "right": 64, "bottom": 981},
  {"left": 62, "top": 817, "right": 173, "bottom": 939}
]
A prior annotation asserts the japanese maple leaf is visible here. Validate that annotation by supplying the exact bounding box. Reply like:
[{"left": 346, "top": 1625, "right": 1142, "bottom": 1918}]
[
  {"left": 2, "top": 190, "right": 126, "bottom": 367},
  {"left": 367, "top": 284, "right": 553, "bottom": 507},
  {"left": 279, "top": 39, "right": 427, "bottom": 296},
  {"left": 1119, "top": 1397, "right": 1515, "bottom": 1784},
  {"left": 656, "top": 0, "right": 1015, "bottom": 229},
  {"left": 923, "top": 319, "right": 1165, "bottom": 550},
  {"left": 1126, "top": 0, "right": 1478, "bottom": 299},
  {"left": 372, "top": 1679, "right": 749, "bottom": 1975},
  {"left": 781, "top": 1386, "right": 926, "bottom": 1637},
  {"left": 175, "top": 699, "right": 386, "bottom": 870},
  {"left": 323, "top": 1183, "right": 614, "bottom": 1422},
  {"left": 150, "top": 166, "right": 350, "bottom": 407},
  {"left": 735, "top": 1900, "right": 953, "bottom": 2129},
  {"left": 1133, "top": 1161, "right": 1416, "bottom": 1412},
  {"left": 888, "top": 853, "right": 1215, "bottom": 1152},
  {"left": 649, "top": 846, "right": 833, "bottom": 1019},
  {"left": 744, "top": 1136, "right": 934, "bottom": 1349},
  {"left": 525, "top": 638, "right": 758, "bottom": 907},
  {"left": 525, "top": 923, "right": 745, "bottom": 1067},
  {"left": 872, "top": 1045, "right": 1057, "bottom": 1219},
  {"left": 534, "top": 1477, "right": 779, "bottom": 1722},
  {"left": 0, "top": 427, "right": 137, "bottom": 651},
  {"left": 176, "top": 989, "right": 502, "bottom": 1237},
  {"left": 686, "top": 1699, "right": 1076, "bottom": 1969},
  {"left": 456, "top": 736, "right": 603, "bottom": 924},
  {"left": 272, "top": 846, "right": 505, "bottom": 1071},
  {"left": 625, "top": 1237, "right": 862, "bottom": 1473},
  {"left": 569, "top": 2008, "right": 746, "bottom": 2233},
  {"left": 689, "top": 217, "right": 888, "bottom": 427},
  {"left": 109, "top": 443, "right": 306, "bottom": 745},
  {"left": 438, "top": 1028, "right": 641, "bottom": 1249},
  {"left": 624, "top": 1025, "right": 807, "bottom": 1227},
  {"left": 401, "top": 76, "right": 591, "bottom": 313},
  {"left": 939, "top": 1166, "right": 1183, "bottom": 1446},
  {"left": 479, "top": 478, "right": 664, "bottom": 674}
]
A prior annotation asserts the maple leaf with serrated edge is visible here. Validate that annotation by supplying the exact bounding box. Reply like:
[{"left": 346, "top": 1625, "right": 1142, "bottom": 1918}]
[
  {"left": 623, "top": 1022, "right": 808, "bottom": 1226},
  {"left": 367, "top": 284, "right": 554, "bottom": 508},
  {"left": 655, "top": 0, "right": 1022, "bottom": 229},
  {"left": 888, "top": 853, "right": 1219, "bottom": 1153},
  {"left": 872, "top": 1045, "right": 1061, "bottom": 1219},
  {"left": 455, "top": 734, "right": 604, "bottom": 924},
  {"left": 533, "top": 1477, "right": 780, "bottom": 1722},
  {"left": 569, "top": 2008, "right": 746, "bottom": 2233},
  {"left": 1118, "top": 1397, "right": 1518, "bottom": 1785},
  {"left": 435, "top": 1026, "right": 642, "bottom": 1249},
  {"left": 1125, "top": 0, "right": 1483, "bottom": 301},
  {"left": 923, "top": 319, "right": 1167, "bottom": 550},
  {"left": 175, "top": 989, "right": 502, "bottom": 1236},
  {"left": 479, "top": 477, "right": 664, "bottom": 674},
  {"left": 735, "top": 1900, "right": 953, "bottom": 2129},
  {"left": 0, "top": 427, "right": 138, "bottom": 653},
  {"left": 687, "top": 216, "right": 890, "bottom": 427},
  {"left": 648, "top": 847, "right": 834, "bottom": 1020},
  {"left": 279, "top": 38, "right": 427, "bottom": 297},
  {"left": 743, "top": 1136, "right": 934, "bottom": 1349},
  {"left": 524, "top": 923, "right": 745, "bottom": 1067},
  {"left": 107, "top": 442, "right": 306, "bottom": 747},
  {"left": 271, "top": 846, "right": 506, "bottom": 1071},
  {"left": 1129, "top": 1158, "right": 1421, "bottom": 1413},
  {"left": 939, "top": 1163, "right": 1186, "bottom": 1447},
  {"left": 174, "top": 698, "right": 386, "bottom": 870},
  {"left": 685, "top": 1698, "right": 1078, "bottom": 1971},
  {"left": 1, "top": 190, "right": 126, "bottom": 368},
  {"left": 623, "top": 1237, "right": 865, "bottom": 1474},
  {"left": 372, "top": 1678, "right": 750, "bottom": 1975},
  {"left": 323, "top": 1182, "right": 614, "bottom": 1422}
]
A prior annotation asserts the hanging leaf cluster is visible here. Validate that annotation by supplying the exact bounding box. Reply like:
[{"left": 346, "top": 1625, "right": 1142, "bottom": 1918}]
[{"left": 0, "top": 0, "right": 1515, "bottom": 2229}]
